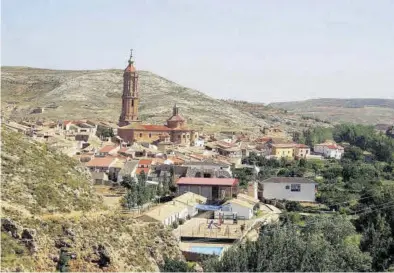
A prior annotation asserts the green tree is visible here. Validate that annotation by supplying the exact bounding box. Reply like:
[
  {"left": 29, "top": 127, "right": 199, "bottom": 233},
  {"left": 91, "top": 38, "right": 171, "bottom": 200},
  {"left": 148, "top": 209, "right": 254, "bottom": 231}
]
[
  {"left": 204, "top": 216, "right": 371, "bottom": 272},
  {"left": 57, "top": 250, "right": 70, "bottom": 272},
  {"left": 161, "top": 256, "right": 195, "bottom": 272},
  {"left": 162, "top": 172, "right": 170, "bottom": 195},
  {"left": 285, "top": 201, "right": 302, "bottom": 212},
  {"left": 356, "top": 185, "right": 394, "bottom": 271}
]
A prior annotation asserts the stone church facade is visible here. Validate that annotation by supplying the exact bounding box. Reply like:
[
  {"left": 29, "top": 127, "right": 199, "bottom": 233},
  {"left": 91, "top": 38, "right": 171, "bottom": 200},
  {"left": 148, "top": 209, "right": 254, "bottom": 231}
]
[{"left": 117, "top": 50, "right": 197, "bottom": 146}]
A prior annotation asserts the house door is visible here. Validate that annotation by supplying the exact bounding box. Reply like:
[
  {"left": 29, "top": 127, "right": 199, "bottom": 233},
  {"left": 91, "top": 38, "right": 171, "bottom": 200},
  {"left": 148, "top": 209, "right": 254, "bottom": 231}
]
[{"left": 212, "top": 186, "right": 219, "bottom": 200}]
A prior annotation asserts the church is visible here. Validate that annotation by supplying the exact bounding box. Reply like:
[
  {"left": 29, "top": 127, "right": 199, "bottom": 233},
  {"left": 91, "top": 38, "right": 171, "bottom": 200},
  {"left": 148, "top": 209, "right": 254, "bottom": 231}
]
[{"left": 117, "top": 50, "right": 198, "bottom": 146}]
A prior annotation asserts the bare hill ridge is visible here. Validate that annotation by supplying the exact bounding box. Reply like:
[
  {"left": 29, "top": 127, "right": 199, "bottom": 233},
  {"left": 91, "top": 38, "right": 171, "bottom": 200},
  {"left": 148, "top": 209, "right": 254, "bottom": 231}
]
[
  {"left": 1, "top": 66, "right": 271, "bottom": 131},
  {"left": 268, "top": 98, "right": 394, "bottom": 125},
  {"left": 1, "top": 66, "right": 333, "bottom": 134}
]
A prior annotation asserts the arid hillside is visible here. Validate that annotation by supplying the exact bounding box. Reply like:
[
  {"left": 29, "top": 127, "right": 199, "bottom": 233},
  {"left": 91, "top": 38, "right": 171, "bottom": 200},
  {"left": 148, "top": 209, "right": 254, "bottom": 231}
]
[
  {"left": 1, "top": 66, "right": 270, "bottom": 132},
  {"left": 1, "top": 128, "right": 183, "bottom": 272},
  {"left": 268, "top": 98, "right": 394, "bottom": 125},
  {"left": 1, "top": 66, "right": 329, "bottom": 134}
]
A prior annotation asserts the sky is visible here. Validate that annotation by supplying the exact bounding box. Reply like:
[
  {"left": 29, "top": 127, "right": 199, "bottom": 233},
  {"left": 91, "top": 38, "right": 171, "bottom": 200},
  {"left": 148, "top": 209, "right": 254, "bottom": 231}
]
[{"left": 1, "top": 0, "right": 394, "bottom": 103}]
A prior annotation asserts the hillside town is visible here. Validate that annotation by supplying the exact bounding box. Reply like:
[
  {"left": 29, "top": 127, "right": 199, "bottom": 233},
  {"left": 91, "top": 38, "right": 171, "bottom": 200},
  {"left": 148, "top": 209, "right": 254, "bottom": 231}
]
[{"left": 2, "top": 51, "right": 353, "bottom": 263}]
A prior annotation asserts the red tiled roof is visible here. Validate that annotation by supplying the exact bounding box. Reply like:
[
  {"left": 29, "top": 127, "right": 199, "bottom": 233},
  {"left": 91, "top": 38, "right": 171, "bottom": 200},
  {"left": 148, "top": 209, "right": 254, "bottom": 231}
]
[
  {"left": 99, "top": 145, "right": 117, "bottom": 153},
  {"left": 326, "top": 145, "right": 344, "bottom": 150},
  {"left": 176, "top": 177, "right": 239, "bottom": 186},
  {"left": 140, "top": 125, "right": 171, "bottom": 131},
  {"left": 86, "top": 157, "right": 116, "bottom": 168},
  {"left": 138, "top": 159, "right": 152, "bottom": 165},
  {"left": 136, "top": 168, "right": 150, "bottom": 175},
  {"left": 166, "top": 156, "right": 185, "bottom": 165},
  {"left": 125, "top": 64, "right": 136, "bottom": 72},
  {"left": 257, "top": 137, "right": 272, "bottom": 142}
]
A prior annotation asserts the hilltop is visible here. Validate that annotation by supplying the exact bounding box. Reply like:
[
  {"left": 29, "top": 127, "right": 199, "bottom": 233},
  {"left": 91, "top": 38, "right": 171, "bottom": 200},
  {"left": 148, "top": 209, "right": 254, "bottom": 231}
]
[
  {"left": 1, "top": 66, "right": 329, "bottom": 134},
  {"left": 1, "top": 128, "right": 183, "bottom": 272},
  {"left": 268, "top": 98, "right": 394, "bottom": 125}
]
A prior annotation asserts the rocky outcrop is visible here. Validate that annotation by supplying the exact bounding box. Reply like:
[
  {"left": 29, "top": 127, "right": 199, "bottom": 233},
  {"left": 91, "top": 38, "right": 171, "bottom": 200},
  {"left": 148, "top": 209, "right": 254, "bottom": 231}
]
[{"left": 1, "top": 218, "right": 22, "bottom": 239}]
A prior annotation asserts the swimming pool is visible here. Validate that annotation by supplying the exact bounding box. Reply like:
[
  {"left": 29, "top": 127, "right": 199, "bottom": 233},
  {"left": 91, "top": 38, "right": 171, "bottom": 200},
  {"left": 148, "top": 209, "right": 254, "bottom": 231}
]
[{"left": 190, "top": 246, "right": 224, "bottom": 255}]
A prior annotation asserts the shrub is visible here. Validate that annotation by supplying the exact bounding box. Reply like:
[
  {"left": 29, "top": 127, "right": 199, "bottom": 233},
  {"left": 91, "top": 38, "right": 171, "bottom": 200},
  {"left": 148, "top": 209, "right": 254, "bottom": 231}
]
[
  {"left": 178, "top": 218, "right": 185, "bottom": 225},
  {"left": 285, "top": 201, "right": 303, "bottom": 212},
  {"left": 172, "top": 221, "right": 179, "bottom": 229}
]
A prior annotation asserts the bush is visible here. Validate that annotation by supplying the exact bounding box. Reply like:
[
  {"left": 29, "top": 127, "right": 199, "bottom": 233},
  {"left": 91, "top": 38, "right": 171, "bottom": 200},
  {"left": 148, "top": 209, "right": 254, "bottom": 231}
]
[
  {"left": 161, "top": 256, "right": 195, "bottom": 272},
  {"left": 178, "top": 218, "right": 185, "bottom": 225},
  {"left": 285, "top": 201, "right": 303, "bottom": 212},
  {"left": 186, "top": 215, "right": 191, "bottom": 220},
  {"left": 172, "top": 221, "right": 179, "bottom": 229}
]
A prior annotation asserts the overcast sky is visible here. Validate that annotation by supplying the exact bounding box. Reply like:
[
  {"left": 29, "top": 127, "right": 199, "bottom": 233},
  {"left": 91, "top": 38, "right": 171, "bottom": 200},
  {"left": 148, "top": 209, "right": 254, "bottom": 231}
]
[{"left": 2, "top": 0, "right": 394, "bottom": 103}]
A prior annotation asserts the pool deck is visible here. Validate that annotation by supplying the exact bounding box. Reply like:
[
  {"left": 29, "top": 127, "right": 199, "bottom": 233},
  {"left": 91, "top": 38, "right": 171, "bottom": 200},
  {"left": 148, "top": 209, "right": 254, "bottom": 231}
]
[{"left": 174, "top": 212, "right": 279, "bottom": 241}]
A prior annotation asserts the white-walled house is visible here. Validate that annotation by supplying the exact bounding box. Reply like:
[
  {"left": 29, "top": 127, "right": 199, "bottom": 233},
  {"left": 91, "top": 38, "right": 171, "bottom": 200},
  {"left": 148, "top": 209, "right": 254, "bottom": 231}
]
[
  {"left": 173, "top": 192, "right": 207, "bottom": 217},
  {"left": 139, "top": 202, "right": 188, "bottom": 226},
  {"left": 314, "top": 143, "right": 344, "bottom": 159},
  {"left": 214, "top": 198, "right": 255, "bottom": 220},
  {"left": 259, "top": 177, "right": 317, "bottom": 202}
]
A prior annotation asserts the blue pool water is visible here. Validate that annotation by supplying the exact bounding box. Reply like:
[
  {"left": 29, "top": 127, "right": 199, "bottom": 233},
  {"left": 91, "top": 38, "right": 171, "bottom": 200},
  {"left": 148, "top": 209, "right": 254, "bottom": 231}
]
[{"left": 190, "top": 246, "right": 224, "bottom": 255}]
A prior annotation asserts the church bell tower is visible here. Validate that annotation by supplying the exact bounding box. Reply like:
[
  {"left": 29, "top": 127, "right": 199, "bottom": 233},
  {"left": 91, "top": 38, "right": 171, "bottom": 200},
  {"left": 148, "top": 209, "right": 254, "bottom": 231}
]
[{"left": 119, "top": 49, "right": 140, "bottom": 127}]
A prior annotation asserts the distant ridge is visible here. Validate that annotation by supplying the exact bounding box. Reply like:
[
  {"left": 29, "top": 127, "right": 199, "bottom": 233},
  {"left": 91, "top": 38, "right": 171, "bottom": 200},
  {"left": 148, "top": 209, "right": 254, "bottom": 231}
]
[
  {"left": 268, "top": 98, "right": 394, "bottom": 125},
  {"left": 269, "top": 98, "right": 394, "bottom": 109}
]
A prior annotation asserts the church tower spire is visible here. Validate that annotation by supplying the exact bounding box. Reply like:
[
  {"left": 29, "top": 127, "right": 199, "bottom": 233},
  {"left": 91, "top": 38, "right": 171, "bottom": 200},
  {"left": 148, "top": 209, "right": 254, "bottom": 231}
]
[{"left": 119, "top": 49, "right": 140, "bottom": 127}]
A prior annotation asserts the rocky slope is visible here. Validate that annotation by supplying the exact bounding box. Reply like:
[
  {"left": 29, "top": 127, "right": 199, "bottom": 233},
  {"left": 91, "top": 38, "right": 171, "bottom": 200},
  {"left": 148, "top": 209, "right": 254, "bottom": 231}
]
[
  {"left": 0, "top": 128, "right": 183, "bottom": 272},
  {"left": 269, "top": 98, "right": 394, "bottom": 125}
]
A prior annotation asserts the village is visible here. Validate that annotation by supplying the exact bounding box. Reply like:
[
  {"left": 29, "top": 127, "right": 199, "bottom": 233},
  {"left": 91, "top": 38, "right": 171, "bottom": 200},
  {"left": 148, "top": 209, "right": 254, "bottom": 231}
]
[{"left": 2, "top": 51, "right": 347, "bottom": 262}]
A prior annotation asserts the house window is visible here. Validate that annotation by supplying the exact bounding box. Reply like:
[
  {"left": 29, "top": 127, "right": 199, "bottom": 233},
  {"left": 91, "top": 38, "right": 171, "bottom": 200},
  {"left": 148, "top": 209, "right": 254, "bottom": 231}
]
[
  {"left": 149, "top": 133, "right": 152, "bottom": 138},
  {"left": 291, "top": 184, "right": 301, "bottom": 192},
  {"left": 285, "top": 185, "right": 290, "bottom": 190},
  {"left": 139, "top": 133, "right": 142, "bottom": 137}
]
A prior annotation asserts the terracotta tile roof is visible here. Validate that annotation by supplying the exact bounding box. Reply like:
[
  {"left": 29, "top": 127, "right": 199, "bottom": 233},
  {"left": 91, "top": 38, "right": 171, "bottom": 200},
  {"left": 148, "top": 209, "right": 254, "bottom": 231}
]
[
  {"left": 166, "top": 156, "right": 185, "bottom": 165},
  {"left": 125, "top": 64, "right": 136, "bottom": 72},
  {"left": 256, "top": 137, "right": 272, "bottom": 143},
  {"left": 176, "top": 177, "right": 239, "bottom": 186},
  {"left": 141, "top": 125, "right": 171, "bottom": 131},
  {"left": 326, "top": 144, "right": 344, "bottom": 150},
  {"left": 85, "top": 157, "right": 116, "bottom": 168},
  {"left": 99, "top": 145, "right": 117, "bottom": 153},
  {"left": 138, "top": 159, "right": 152, "bottom": 165},
  {"left": 136, "top": 167, "right": 150, "bottom": 175},
  {"left": 189, "top": 154, "right": 205, "bottom": 160}
]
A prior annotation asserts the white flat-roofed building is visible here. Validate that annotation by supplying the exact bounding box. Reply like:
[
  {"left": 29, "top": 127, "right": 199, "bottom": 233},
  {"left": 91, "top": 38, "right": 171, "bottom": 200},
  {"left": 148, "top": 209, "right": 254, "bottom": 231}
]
[{"left": 259, "top": 177, "right": 317, "bottom": 202}]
